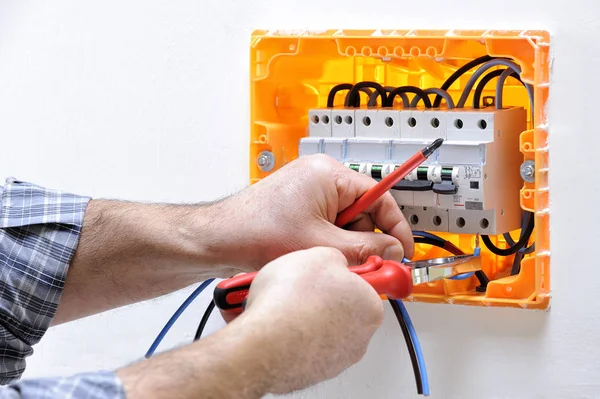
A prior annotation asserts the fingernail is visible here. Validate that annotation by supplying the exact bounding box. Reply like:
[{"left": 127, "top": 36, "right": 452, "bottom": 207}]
[{"left": 383, "top": 245, "right": 404, "bottom": 261}]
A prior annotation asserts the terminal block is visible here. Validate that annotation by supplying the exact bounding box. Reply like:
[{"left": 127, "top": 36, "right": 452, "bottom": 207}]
[
  {"left": 249, "top": 30, "right": 551, "bottom": 310},
  {"left": 302, "top": 107, "right": 527, "bottom": 235}
]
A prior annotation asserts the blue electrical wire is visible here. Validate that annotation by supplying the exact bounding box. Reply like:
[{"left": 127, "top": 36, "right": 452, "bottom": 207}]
[
  {"left": 145, "top": 278, "right": 215, "bottom": 359},
  {"left": 448, "top": 272, "right": 473, "bottom": 280},
  {"left": 395, "top": 299, "right": 429, "bottom": 396}
]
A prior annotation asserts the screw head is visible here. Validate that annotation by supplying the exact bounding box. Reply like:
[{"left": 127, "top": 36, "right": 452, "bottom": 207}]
[
  {"left": 257, "top": 151, "right": 275, "bottom": 172},
  {"left": 520, "top": 160, "right": 535, "bottom": 183},
  {"left": 257, "top": 155, "right": 268, "bottom": 167}
]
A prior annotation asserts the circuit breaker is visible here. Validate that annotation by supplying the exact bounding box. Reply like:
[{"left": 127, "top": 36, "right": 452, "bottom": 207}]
[
  {"left": 248, "top": 30, "right": 550, "bottom": 309},
  {"left": 301, "top": 107, "right": 527, "bottom": 235}
]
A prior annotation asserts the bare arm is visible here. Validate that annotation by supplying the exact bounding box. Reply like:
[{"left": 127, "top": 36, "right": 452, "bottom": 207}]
[{"left": 53, "top": 200, "right": 239, "bottom": 324}]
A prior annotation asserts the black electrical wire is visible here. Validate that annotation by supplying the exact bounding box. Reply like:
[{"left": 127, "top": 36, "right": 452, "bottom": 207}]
[
  {"left": 367, "top": 86, "right": 402, "bottom": 107},
  {"left": 503, "top": 212, "right": 534, "bottom": 248},
  {"left": 410, "top": 88, "right": 456, "bottom": 109},
  {"left": 194, "top": 300, "right": 216, "bottom": 341},
  {"left": 326, "top": 83, "right": 353, "bottom": 108},
  {"left": 414, "top": 236, "right": 445, "bottom": 248},
  {"left": 481, "top": 211, "right": 535, "bottom": 257},
  {"left": 347, "top": 81, "right": 387, "bottom": 108},
  {"left": 434, "top": 55, "right": 495, "bottom": 107},
  {"left": 386, "top": 86, "right": 432, "bottom": 108},
  {"left": 504, "top": 213, "right": 536, "bottom": 276},
  {"left": 344, "top": 87, "right": 374, "bottom": 107},
  {"left": 510, "top": 242, "right": 536, "bottom": 276},
  {"left": 473, "top": 69, "right": 522, "bottom": 108},
  {"left": 388, "top": 298, "right": 423, "bottom": 395}
]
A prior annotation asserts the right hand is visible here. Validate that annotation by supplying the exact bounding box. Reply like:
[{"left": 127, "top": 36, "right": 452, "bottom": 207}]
[{"left": 238, "top": 246, "right": 384, "bottom": 395}]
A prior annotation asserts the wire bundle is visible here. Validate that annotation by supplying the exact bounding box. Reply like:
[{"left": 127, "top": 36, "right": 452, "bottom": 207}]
[{"left": 326, "top": 55, "right": 534, "bottom": 111}]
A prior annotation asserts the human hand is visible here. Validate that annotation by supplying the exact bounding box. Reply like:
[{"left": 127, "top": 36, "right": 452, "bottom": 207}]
[
  {"left": 237, "top": 247, "right": 384, "bottom": 394},
  {"left": 214, "top": 154, "right": 413, "bottom": 272},
  {"left": 119, "top": 247, "right": 383, "bottom": 399}
]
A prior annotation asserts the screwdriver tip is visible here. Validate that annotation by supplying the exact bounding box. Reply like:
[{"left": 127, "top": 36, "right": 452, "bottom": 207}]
[
  {"left": 422, "top": 138, "right": 444, "bottom": 157},
  {"left": 431, "top": 138, "right": 444, "bottom": 149}
]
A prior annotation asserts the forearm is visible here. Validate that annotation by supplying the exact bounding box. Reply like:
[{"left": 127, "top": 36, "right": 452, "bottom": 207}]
[
  {"left": 54, "top": 199, "right": 242, "bottom": 324},
  {"left": 117, "top": 313, "right": 271, "bottom": 399}
]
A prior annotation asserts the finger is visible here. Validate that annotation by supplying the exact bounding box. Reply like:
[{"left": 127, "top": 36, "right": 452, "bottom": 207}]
[
  {"left": 362, "top": 191, "right": 414, "bottom": 259},
  {"left": 325, "top": 225, "right": 405, "bottom": 265},
  {"left": 334, "top": 169, "right": 414, "bottom": 258},
  {"left": 345, "top": 214, "right": 375, "bottom": 232}
]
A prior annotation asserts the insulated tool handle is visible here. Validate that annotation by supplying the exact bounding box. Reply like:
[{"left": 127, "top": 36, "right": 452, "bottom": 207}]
[
  {"left": 360, "top": 260, "right": 413, "bottom": 300},
  {"left": 214, "top": 256, "right": 413, "bottom": 315}
]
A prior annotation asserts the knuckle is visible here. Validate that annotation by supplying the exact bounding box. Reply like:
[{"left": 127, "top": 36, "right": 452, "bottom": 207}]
[{"left": 354, "top": 241, "right": 378, "bottom": 264}]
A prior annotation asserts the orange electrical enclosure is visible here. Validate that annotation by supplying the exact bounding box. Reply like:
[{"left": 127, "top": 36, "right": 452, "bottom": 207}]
[{"left": 249, "top": 30, "right": 550, "bottom": 309}]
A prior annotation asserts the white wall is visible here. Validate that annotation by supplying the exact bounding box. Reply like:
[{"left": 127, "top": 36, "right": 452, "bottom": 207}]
[{"left": 0, "top": 1, "right": 597, "bottom": 398}]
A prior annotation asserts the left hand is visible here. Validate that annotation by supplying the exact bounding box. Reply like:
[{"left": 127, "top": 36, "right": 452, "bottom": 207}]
[{"left": 210, "top": 154, "right": 413, "bottom": 271}]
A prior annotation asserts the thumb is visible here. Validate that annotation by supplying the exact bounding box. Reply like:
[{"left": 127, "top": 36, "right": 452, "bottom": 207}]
[{"left": 327, "top": 226, "right": 405, "bottom": 265}]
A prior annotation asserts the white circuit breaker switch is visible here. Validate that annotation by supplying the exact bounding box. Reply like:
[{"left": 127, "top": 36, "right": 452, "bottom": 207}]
[
  {"left": 298, "top": 137, "right": 323, "bottom": 156},
  {"left": 390, "top": 190, "right": 414, "bottom": 207},
  {"left": 331, "top": 109, "right": 356, "bottom": 138},
  {"left": 308, "top": 109, "right": 332, "bottom": 137},
  {"left": 403, "top": 206, "right": 450, "bottom": 231},
  {"left": 437, "top": 143, "right": 484, "bottom": 165},
  {"left": 345, "top": 139, "right": 390, "bottom": 162},
  {"left": 400, "top": 110, "right": 424, "bottom": 139},
  {"left": 374, "top": 109, "right": 402, "bottom": 138},
  {"left": 355, "top": 109, "right": 401, "bottom": 139},
  {"left": 446, "top": 109, "right": 495, "bottom": 141},
  {"left": 448, "top": 209, "right": 496, "bottom": 235},
  {"left": 322, "top": 138, "right": 346, "bottom": 161},
  {"left": 422, "top": 109, "right": 447, "bottom": 140},
  {"left": 391, "top": 140, "right": 436, "bottom": 165},
  {"left": 413, "top": 191, "right": 436, "bottom": 207},
  {"left": 355, "top": 109, "right": 380, "bottom": 138}
]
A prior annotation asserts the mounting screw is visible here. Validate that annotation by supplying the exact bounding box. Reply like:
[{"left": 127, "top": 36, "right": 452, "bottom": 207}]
[
  {"left": 520, "top": 160, "right": 535, "bottom": 183},
  {"left": 257, "top": 151, "right": 275, "bottom": 172}
]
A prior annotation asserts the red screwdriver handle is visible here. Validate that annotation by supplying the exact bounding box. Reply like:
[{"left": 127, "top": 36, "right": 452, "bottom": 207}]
[{"left": 213, "top": 256, "right": 412, "bottom": 315}]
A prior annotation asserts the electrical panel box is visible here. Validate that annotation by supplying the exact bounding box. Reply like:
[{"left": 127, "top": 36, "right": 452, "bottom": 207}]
[{"left": 249, "top": 30, "right": 550, "bottom": 310}]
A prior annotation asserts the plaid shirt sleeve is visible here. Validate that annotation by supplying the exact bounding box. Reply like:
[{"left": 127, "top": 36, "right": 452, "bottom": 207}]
[{"left": 0, "top": 178, "right": 126, "bottom": 398}]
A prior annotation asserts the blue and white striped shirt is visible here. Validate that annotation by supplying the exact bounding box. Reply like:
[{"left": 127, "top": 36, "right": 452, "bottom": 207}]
[{"left": 0, "top": 178, "right": 125, "bottom": 398}]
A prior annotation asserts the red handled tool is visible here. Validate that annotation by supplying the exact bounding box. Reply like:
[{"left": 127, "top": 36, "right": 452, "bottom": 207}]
[
  {"left": 213, "top": 254, "right": 481, "bottom": 315},
  {"left": 214, "top": 256, "right": 412, "bottom": 315}
]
